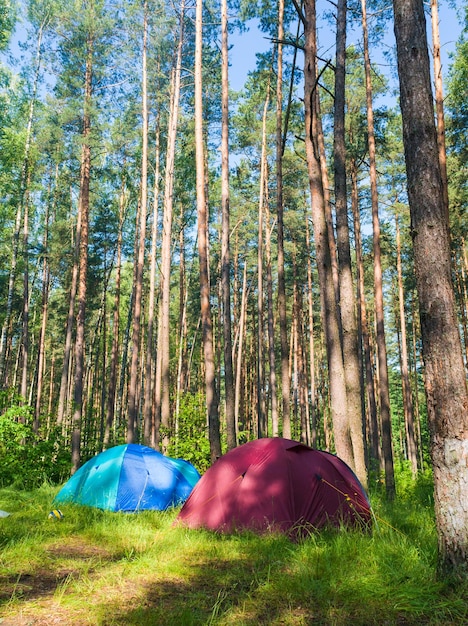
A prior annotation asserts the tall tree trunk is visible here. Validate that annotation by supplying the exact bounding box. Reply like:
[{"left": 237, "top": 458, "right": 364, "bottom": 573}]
[
  {"left": 71, "top": 33, "right": 93, "bottom": 474},
  {"left": 395, "top": 215, "right": 418, "bottom": 474},
  {"left": 33, "top": 183, "right": 51, "bottom": 432},
  {"left": 143, "top": 116, "right": 161, "bottom": 446},
  {"left": 257, "top": 85, "right": 270, "bottom": 438},
  {"left": 334, "top": 0, "right": 367, "bottom": 488},
  {"left": 317, "top": 99, "right": 340, "bottom": 311},
  {"left": 20, "top": 180, "right": 30, "bottom": 404},
  {"left": 195, "top": 0, "right": 221, "bottom": 462},
  {"left": 276, "top": 0, "right": 291, "bottom": 439},
  {"left": 104, "top": 175, "right": 126, "bottom": 448},
  {"left": 393, "top": 0, "right": 468, "bottom": 576},
  {"left": 220, "top": 0, "right": 236, "bottom": 449},
  {"left": 361, "top": 0, "right": 395, "bottom": 497},
  {"left": 158, "top": 2, "right": 185, "bottom": 452},
  {"left": 305, "top": 211, "right": 317, "bottom": 446},
  {"left": 127, "top": 1, "right": 149, "bottom": 443},
  {"left": 235, "top": 262, "right": 248, "bottom": 440},
  {"left": 351, "top": 160, "right": 379, "bottom": 466},
  {"left": 0, "top": 20, "right": 45, "bottom": 388},
  {"left": 265, "top": 187, "right": 279, "bottom": 437},
  {"left": 175, "top": 215, "right": 188, "bottom": 449},
  {"left": 57, "top": 190, "right": 81, "bottom": 427},
  {"left": 302, "top": 0, "right": 354, "bottom": 468}
]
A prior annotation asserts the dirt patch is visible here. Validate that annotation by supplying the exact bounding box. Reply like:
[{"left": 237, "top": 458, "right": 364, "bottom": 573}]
[{"left": 46, "top": 536, "right": 113, "bottom": 560}]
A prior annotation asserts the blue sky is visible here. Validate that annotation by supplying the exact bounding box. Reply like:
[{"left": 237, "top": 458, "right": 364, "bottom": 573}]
[{"left": 228, "top": 5, "right": 464, "bottom": 94}]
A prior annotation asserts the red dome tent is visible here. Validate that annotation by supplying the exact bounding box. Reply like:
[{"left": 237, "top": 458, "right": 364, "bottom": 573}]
[{"left": 176, "top": 438, "right": 371, "bottom": 536}]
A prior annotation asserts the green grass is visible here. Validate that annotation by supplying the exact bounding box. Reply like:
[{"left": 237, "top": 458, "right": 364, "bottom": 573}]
[{"left": 0, "top": 481, "right": 466, "bottom": 625}]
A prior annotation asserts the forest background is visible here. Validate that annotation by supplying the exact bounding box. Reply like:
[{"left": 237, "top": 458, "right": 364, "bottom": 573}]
[{"left": 0, "top": 0, "right": 467, "bottom": 573}]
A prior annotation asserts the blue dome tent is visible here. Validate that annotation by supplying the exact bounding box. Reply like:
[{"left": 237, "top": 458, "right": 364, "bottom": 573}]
[{"left": 54, "top": 444, "right": 200, "bottom": 512}]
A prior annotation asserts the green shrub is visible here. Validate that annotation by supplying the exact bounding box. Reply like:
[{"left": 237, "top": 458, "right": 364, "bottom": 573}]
[
  {"left": 0, "top": 404, "right": 71, "bottom": 489},
  {"left": 168, "top": 392, "right": 213, "bottom": 473}
]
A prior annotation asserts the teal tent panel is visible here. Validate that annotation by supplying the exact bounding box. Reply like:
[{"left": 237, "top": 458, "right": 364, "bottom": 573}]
[{"left": 55, "top": 445, "right": 125, "bottom": 510}]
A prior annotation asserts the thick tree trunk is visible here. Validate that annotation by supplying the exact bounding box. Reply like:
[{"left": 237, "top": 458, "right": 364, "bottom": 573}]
[
  {"left": 195, "top": 0, "right": 221, "bottom": 462},
  {"left": 394, "top": 0, "right": 468, "bottom": 576},
  {"left": 303, "top": 0, "right": 354, "bottom": 468},
  {"left": 334, "top": 0, "right": 367, "bottom": 489}
]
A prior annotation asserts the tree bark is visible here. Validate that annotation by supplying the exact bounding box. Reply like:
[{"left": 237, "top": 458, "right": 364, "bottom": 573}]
[
  {"left": 305, "top": 212, "right": 317, "bottom": 446},
  {"left": 33, "top": 181, "right": 51, "bottom": 433},
  {"left": 351, "top": 160, "right": 379, "bottom": 467},
  {"left": 361, "top": 0, "right": 395, "bottom": 497},
  {"left": 158, "top": 2, "right": 185, "bottom": 452},
  {"left": 71, "top": 32, "right": 93, "bottom": 474},
  {"left": 276, "top": 0, "right": 291, "bottom": 439},
  {"left": 57, "top": 189, "right": 81, "bottom": 427},
  {"left": 395, "top": 215, "right": 418, "bottom": 474},
  {"left": 302, "top": 0, "right": 354, "bottom": 468},
  {"left": 143, "top": 115, "right": 160, "bottom": 446},
  {"left": 257, "top": 85, "right": 270, "bottom": 438},
  {"left": 235, "top": 262, "right": 248, "bottom": 439},
  {"left": 334, "top": 0, "right": 367, "bottom": 488},
  {"left": 20, "top": 180, "right": 30, "bottom": 405},
  {"left": 265, "top": 187, "right": 279, "bottom": 437},
  {"left": 195, "top": 0, "right": 221, "bottom": 462},
  {"left": 127, "top": 1, "right": 149, "bottom": 443},
  {"left": 220, "top": 0, "right": 236, "bottom": 450},
  {"left": 104, "top": 175, "right": 126, "bottom": 448},
  {"left": 393, "top": 0, "right": 468, "bottom": 576}
]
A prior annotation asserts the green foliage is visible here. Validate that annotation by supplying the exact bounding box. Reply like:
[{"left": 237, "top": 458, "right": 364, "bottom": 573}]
[
  {"left": 446, "top": 10, "right": 468, "bottom": 243},
  {"left": 168, "top": 392, "right": 212, "bottom": 474},
  {"left": 0, "top": 0, "right": 15, "bottom": 51},
  {"left": 0, "top": 394, "right": 71, "bottom": 489}
]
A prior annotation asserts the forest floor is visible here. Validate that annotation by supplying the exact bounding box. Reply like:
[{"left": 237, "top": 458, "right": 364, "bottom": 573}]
[{"left": 0, "top": 482, "right": 467, "bottom": 625}]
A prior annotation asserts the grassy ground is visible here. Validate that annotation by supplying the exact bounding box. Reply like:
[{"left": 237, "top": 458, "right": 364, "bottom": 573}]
[{"left": 0, "top": 479, "right": 467, "bottom": 625}]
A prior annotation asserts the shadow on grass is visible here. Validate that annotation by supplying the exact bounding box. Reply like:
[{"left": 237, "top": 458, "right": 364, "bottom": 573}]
[
  {"left": 0, "top": 537, "right": 119, "bottom": 604},
  {"left": 97, "top": 537, "right": 321, "bottom": 626}
]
